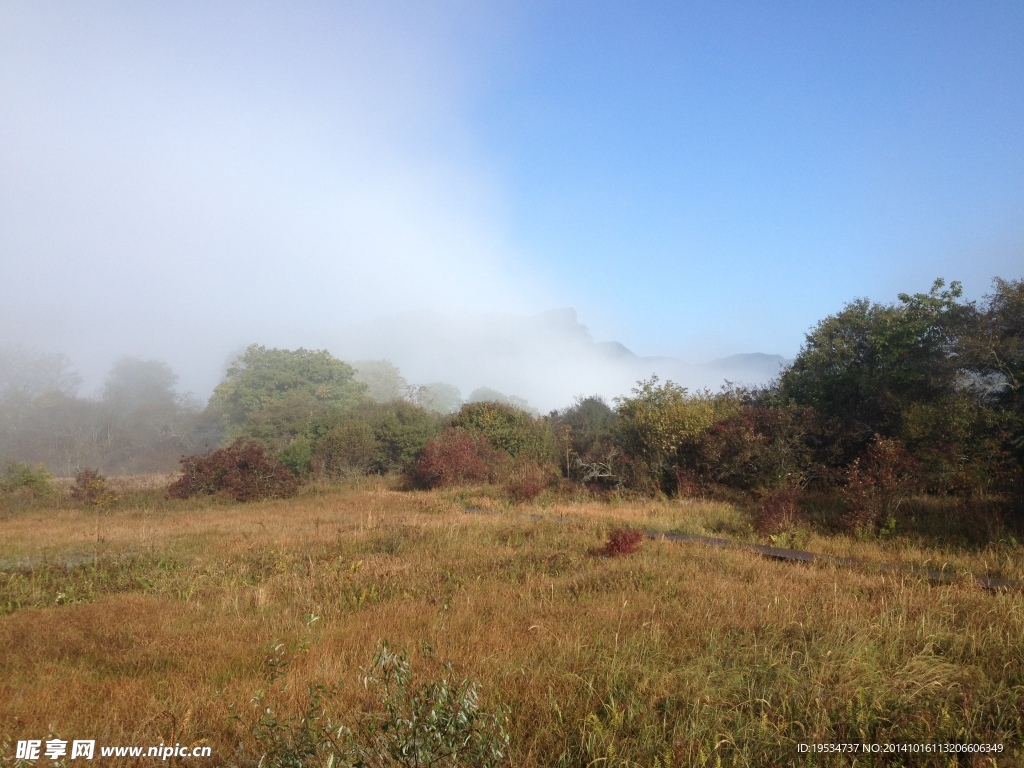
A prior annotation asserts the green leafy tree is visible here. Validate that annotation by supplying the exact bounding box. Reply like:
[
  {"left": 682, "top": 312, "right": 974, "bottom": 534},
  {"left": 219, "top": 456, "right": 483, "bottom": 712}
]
[
  {"left": 207, "top": 345, "right": 366, "bottom": 433},
  {"left": 964, "top": 278, "right": 1024, "bottom": 407},
  {"left": 467, "top": 387, "right": 535, "bottom": 415},
  {"left": 312, "top": 400, "right": 442, "bottom": 477},
  {"left": 555, "top": 396, "right": 617, "bottom": 454},
  {"left": 102, "top": 357, "right": 179, "bottom": 412},
  {"left": 354, "top": 400, "right": 442, "bottom": 473},
  {"left": 960, "top": 278, "right": 1024, "bottom": 499},
  {"left": 98, "top": 357, "right": 203, "bottom": 472},
  {"left": 413, "top": 382, "right": 463, "bottom": 414},
  {"left": 0, "top": 346, "right": 81, "bottom": 399},
  {"left": 352, "top": 359, "right": 410, "bottom": 402},
  {"left": 0, "top": 347, "right": 85, "bottom": 472},
  {"left": 779, "top": 279, "right": 972, "bottom": 464}
]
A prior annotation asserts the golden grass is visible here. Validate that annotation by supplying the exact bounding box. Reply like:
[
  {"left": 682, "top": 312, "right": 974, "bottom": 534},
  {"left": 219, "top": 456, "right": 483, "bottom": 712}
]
[{"left": 2, "top": 480, "right": 1023, "bottom": 766}]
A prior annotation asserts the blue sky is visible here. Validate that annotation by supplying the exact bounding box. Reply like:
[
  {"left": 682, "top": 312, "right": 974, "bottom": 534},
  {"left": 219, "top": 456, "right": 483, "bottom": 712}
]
[
  {"left": 480, "top": 2, "right": 1024, "bottom": 355},
  {"left": 1, "top": 1, "right": 1022, "bottom": 395}
]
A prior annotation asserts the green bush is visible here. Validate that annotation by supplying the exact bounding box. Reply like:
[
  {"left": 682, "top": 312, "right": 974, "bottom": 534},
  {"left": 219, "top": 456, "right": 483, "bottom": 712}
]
[
  {"left": 552, "top": 396, "right": 620, "bottom": 484},
  {"left": 244, "top": 642, "right": 510, "bottom": 768},
  {"left": 312, "top": 421, "right": 379, "bottom": 478},
  {"left": 311, "top": 400, "right": 441, "bottom": 478},
  {"left": 354, "top": 400, "right": 443, "bottom": 473},
  {"left": 1, "top": 462, "right": 56, "bottom": 499},
  {"left": 451, "top": 401, "right": 554, "bottom": 463},
  {"left": 613, "top": 377, "right": 739, "bottom": 494}
]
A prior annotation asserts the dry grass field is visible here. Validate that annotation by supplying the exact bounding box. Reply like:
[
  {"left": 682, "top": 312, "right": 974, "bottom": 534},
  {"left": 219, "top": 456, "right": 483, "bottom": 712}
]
[{"left": 2, "top": 479, "right": 1023, "bottom": 766}]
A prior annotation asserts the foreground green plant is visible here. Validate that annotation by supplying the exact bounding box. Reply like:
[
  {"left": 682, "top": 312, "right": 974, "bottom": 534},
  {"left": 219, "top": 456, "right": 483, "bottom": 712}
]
[{"left": 243, "top": 642, "right": 510, "bottom": 768}]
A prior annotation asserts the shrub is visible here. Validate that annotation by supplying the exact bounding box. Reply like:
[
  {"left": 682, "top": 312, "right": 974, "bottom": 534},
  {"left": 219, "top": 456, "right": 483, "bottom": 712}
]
[
  {"left": 312, "top": 421, "right": 379, "bottom": 478},
  {"left": 452, "top": 401, "right": 555, "bottom": 462},
  {"left": 243, "top": 642, "right": 510, "bottom": 768},
  {"left": 408, "top": 429, "right": 505, "bottom": 489},
  {"left": 310, "top": 401, "right": 442, "bottom": 478},
  {"left": 598, "top": 526, "right": 644, "bottom": 557},
  {"left": 167, "top": 439, "right": 298, "bottom": 502},
  {"left": 571, "top": 450, "right": 623, "bottom": 489},
  {"left": 353, "top": 399, "right": 442, "bottom": 473},
  {"left": 504, "top": 460, "right": 554, "bottom": 503},
  {"left": 279, "top": 435, "right": 315, "bottom": 477},
  {"left": 695, "top": 402, "right": 824, "bottom": 492},
  {"left": 70, "top": 468, "right": 119, "bottom": 508},
  {"left": 841, "top": 435, "right": 922, "bottom": 535},
  {"left": 553, "top": 396, "right": 617, "bottom": 465},
  {"left": 752, "top": 486, "right": 802, "bottom": 536},
  {"left": 345, "top": 643, "right": 511, "bottom": 767},
  {"left": 614, "top": 377, "right": 740, "bottom": 494},
  {"left": 1, "top": 462, "right": 56, "bottom": 499}
]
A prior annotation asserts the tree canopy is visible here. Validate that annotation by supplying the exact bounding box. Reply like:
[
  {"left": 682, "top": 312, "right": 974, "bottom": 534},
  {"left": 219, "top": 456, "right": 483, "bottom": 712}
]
[
  {"left": 352, "top": 360, "right": 409, "bottom": 402},
  {"left": 778, "top": 279, "right": 970, "bottom": 456},
  {"left": 207, "top": 345, "right": 366, "bottom": 431}
]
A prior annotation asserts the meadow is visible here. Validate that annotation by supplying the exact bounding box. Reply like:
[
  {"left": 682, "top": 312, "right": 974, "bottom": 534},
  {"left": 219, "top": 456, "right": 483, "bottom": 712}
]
[{"left": 1, "top": 478, "right": 1023, "bottom": 767}]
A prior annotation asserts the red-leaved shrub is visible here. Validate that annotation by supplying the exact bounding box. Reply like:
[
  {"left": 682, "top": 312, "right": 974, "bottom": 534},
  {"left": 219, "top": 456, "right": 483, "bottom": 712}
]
[
  {"left": 753, "top": 486, "right": 803, "bottom": 535},
  {"left": 407, "top": 428, "right": 506, "bottom": 489},
  {"left": 504, "top": 460, "right": 554, "bottom": 504},
  {"left": 599, "top": 526, "right": 644, "bottom": 557},
  {"left": 842, "top": 435, "right": 921, "bottom": 534},
  {"left": 168, "top": 439, "right": 298, "bottom": 502}
]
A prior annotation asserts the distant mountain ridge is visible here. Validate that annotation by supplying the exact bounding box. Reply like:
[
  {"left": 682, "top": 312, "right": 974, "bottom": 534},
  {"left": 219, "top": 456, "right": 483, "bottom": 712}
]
[{"left": 325, "top": 308, "right": 790, "bottom": 411}]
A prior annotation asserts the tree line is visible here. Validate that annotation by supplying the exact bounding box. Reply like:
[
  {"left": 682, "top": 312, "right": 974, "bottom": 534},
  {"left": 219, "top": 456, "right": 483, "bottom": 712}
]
[{"left": 3, "top": 277, "right": 1022, "bottom": 530}]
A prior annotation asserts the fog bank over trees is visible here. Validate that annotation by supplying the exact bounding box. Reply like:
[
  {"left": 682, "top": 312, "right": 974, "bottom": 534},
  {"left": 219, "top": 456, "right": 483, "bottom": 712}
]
[
  {"left": 0, "top": 306, "right": 787, "bottom": 476},
  {"left": 2, "top": 307, "right": 788, "bottom": 413},
  {"left": 324, "top": 308, "right": 788, "bottom": 411}
]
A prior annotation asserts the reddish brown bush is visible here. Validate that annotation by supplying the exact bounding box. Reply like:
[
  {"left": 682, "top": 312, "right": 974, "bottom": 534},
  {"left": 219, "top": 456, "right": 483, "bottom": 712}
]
[
  {"left": 753, "top": 486, "right": 803, "bottom": 535},
  {"left": 599, "top": 526, "right": 644, "bottom": 557},
  {"left": 407, "top": 428, "right": 506, "bottom": 489},
  {"left": 841, "top": 435, "right": 922, "bottom": 535},
  {"left": 168, "top": 439, "right": 298, "bottom": 502},
  {"left": 504, "top": 460, "right": 554, "bottom": 503}
]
